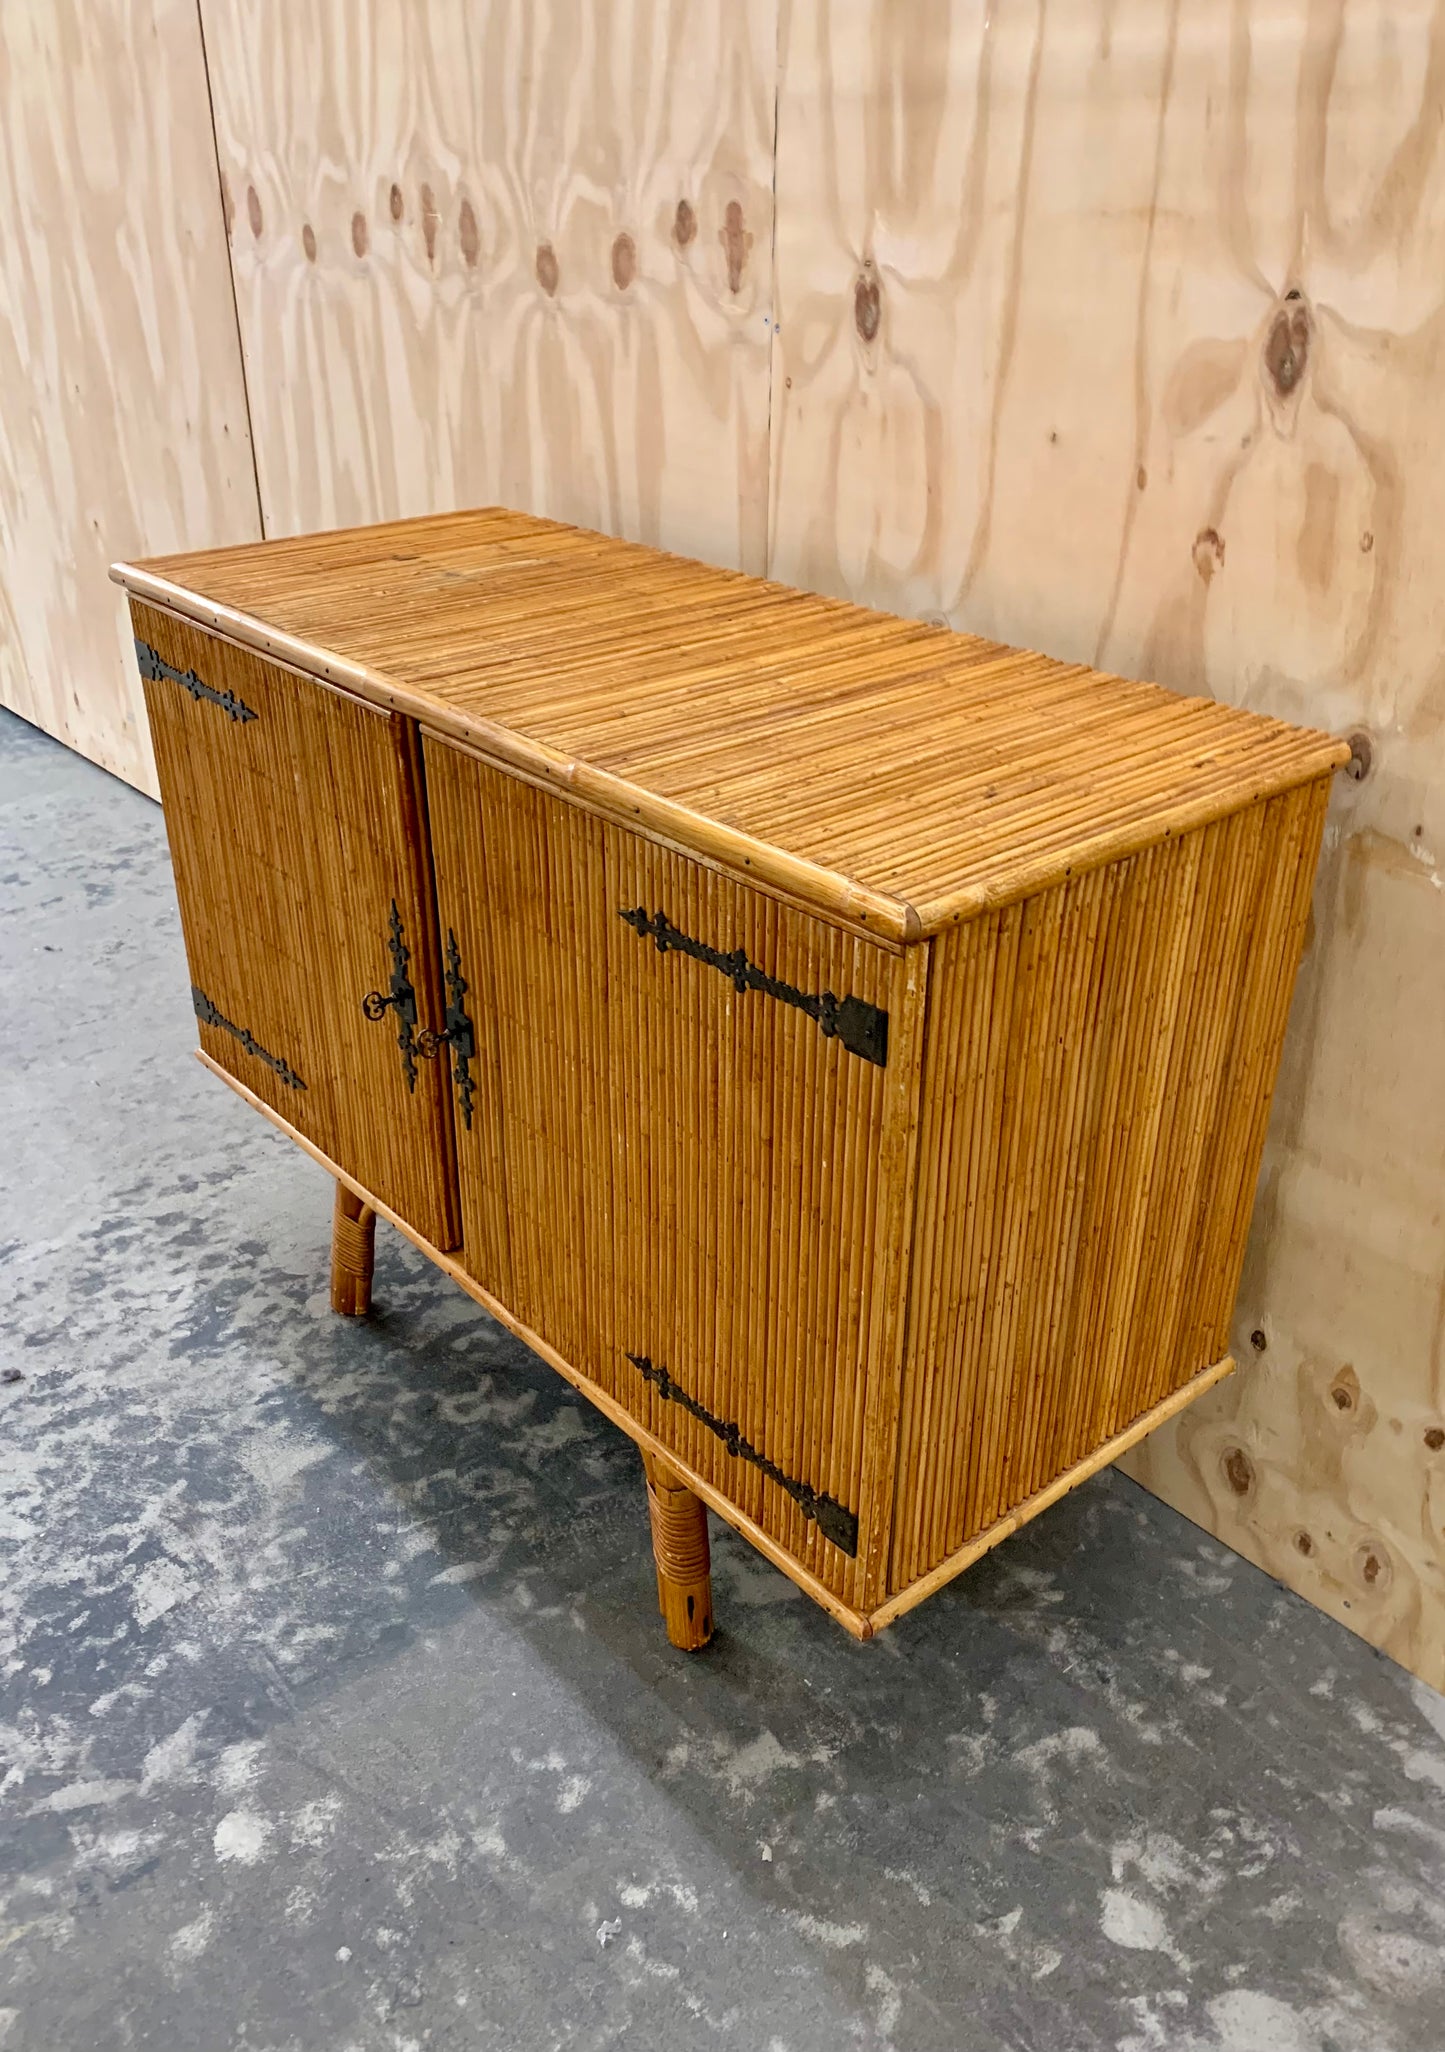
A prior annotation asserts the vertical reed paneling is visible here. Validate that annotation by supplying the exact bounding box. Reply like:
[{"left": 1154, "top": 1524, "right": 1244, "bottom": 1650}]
[
  {"left": 1177, "top": 779, "right": 1334, "bottom": 1380},
  {"left": 891, "top": 785, "right": 1332, "bottom": 1597},
  {"left": 136, "top": 601, "right": 458, "bottom": 1248},
  {"left": 424, "top": 739, "right": 921, "bottom": 1604}
]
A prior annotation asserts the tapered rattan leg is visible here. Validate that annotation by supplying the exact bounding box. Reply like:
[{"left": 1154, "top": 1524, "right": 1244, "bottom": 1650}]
[
  {"left": 641, "top": 1451, "right": 714, "bottom": 1650},
  {"left": 330, "top": 1183, "right": 376, "bottom": 1317}
]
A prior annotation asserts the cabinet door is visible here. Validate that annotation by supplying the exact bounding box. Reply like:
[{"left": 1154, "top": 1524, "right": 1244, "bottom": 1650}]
[
  {"left": 135, "top": 602, "right": 459, "bottom": 1250},
  {"left": 423, "top": 738, "right": 925, "bottom": 1608}
]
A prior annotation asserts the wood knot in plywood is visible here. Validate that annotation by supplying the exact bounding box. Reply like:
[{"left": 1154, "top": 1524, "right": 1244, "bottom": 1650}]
[
  {"left": 1265, "top": 295, "right": 1311, "bottom": 398},
  {"left": 246, "top": 184, "right": 263, "bottom": 238},
  {"left": 855, "top": 266, "right": 882, "bottom": 344},
  {"left": 719, "top": 200, "right": 751, "bottom": 293},
  {"left": 536, "top": 241, "right": 560, "bottom": 296},
  {"left": 1329, "top": 1364, "right": 1361, "bottom": 1413},
  {"left": 1425, "top": 1426, "right": 1445, "bottom": 1451},
  {"left": 611, "top": 231, "right": 637, "bottom": 291},
  {"left": 1355, "top": 1539, "right": 1391, "bottom": 1591},
  {"left": 421, "top": 183, "right": 439, "bottom": 265},
  {"left": 389, "top": 182, "right": 404, "bottom": 223},
  {"left": 673, "top": 198, "right": 696, "bottom": 248},
  {"left": 459, "top": 199, "right": 480, "bottom": 268},
  {"left": 302, "top": 223, "right": 317, "bottom": 263},
  {"left": 1222, "top": 1445, "right": 1254, "bottom": 1496},
  {"left": 351, "top": 210, "right": 369, "bottom": 259},
  {"left": 1193, "top": 527, "right": 1225, "bottom": 584}
]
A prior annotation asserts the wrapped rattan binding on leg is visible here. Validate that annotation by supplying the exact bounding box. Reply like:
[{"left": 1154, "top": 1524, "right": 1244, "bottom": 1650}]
[
  {"left": 330, "top": 1182, "right": 376, "bottom": 1316},
  {"left": 641, "top": 1450, "right": 714, "bottom": 1650}
]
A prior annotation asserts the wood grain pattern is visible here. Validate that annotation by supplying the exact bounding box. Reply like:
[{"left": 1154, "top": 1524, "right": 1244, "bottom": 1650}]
[
  {"left": 770, "top": 0, "right": 1445, "bottom": 1688},
  {"left": 197, "top": 0, "right": 776, "bottom": 571},
  {"left": 0, "top": 0, "right": 260, "bottom": 793}
]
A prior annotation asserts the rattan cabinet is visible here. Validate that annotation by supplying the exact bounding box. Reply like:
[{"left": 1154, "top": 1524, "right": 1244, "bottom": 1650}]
[{"left": 113, "top": 510, "right": 1348, "bottom": 1647}]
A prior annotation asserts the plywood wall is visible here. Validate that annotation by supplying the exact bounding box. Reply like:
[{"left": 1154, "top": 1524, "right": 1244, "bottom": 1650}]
[
  {"left": 197, "top": 0, "right": 778, "bottom": 571},
  {"left": 0, "top": 0, "right": 261, "bottom": 796},
  {"left": 770, "top": 0, "right": 1445, "bottom": 1689}
]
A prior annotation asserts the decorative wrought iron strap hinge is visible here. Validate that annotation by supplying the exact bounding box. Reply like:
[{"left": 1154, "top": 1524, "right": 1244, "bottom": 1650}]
[
  {"left": 626, "top": 1352, "right": 860, "bottom": 1557},
  {"left": 192, "top": 987, "right": 305, "bottom": 1091},
  {"left": 135, "top": 639, "right": 258, "bottom": 724},
  {"left": 362, "top": 905, "right": 477, "bottom": 1124},
  {"left": 618, "top": 906, "right": 889, "bottom": 1068}
]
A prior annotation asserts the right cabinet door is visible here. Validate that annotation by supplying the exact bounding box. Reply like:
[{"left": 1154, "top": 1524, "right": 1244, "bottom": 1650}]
[{"left": 422, "top": 738, "right": 923, "bottom": 1610}]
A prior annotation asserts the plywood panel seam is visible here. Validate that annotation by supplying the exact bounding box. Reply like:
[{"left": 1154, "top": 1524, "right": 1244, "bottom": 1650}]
[
  {"left": 761, "top": 0, "right": 784, "bottom": 583},
  {"left": 192, "top": 0, "right": 266, "bottom": 543}
]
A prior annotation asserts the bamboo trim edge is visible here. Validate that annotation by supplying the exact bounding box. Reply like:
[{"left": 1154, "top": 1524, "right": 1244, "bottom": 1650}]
[{"left": 867, "top": 1351, "right": 1237, "bottom": 1631}]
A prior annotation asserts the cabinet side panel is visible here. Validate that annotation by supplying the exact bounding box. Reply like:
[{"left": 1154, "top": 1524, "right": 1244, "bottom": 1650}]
[
  {"left": 892, "top": 780, "right": 1331, "bottom": 1594},
  {"left": 136, "top": 601, "right": 459, "bottom": 1247},
  {"left": 429, "top": 743, "right": 919, "bottom": 1608},
  {"left": 1165, "top": 776, "right": 1333, "bottom": 1389}
]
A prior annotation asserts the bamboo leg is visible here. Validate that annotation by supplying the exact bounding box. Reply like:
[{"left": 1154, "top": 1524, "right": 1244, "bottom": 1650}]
[
  {"left": 330, "top": 1183, "right": 376, "bottom": 1316},
  {"left": 641, "top": 1450, "right": 714, "bottom": 1650}
]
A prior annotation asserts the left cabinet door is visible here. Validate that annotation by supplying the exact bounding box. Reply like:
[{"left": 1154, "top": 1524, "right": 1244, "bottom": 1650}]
[{"left": 133, "top": 602, "right": 461, "bottom": 1251}]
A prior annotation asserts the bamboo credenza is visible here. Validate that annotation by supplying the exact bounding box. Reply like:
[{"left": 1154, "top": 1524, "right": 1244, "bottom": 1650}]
[{"left": 112, "top": 510, "right": 1348, "bottom": 1648}]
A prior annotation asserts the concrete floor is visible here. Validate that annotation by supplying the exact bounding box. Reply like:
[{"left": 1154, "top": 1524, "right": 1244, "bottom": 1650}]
[{"left": 3, "top": 706, "right": 1445, "bottom": 2052}]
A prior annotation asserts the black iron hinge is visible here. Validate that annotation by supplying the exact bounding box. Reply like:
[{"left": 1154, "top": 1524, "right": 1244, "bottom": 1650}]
[
  {"left": 618, "top": 906, "right": 888, "bottom": 1068},
  {"left": 135, "top": 639, "right": 257, "bottom": 724},
  {"left": 626, "top": 1352, "right": 859, "bottom": 1557},
  {"left": 362, "top": 904, "right": 476, "bottom": 1124},
  {"left": 192, "top": 986, "right": 305, "bottom": 1091}
]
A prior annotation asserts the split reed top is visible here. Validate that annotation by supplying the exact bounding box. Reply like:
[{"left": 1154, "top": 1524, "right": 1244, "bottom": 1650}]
[{"left": 113, "top": 508, "right": 1349, "bottom": 944}]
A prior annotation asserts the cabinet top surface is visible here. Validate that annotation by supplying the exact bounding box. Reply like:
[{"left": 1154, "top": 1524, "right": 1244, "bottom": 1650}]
[{"left": 115, "top": 507, "right": 1347, "bottom": 942}]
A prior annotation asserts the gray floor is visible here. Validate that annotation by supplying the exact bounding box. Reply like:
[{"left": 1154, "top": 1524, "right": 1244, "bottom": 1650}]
[{"left": 2, "top": 706, "right": 1445, "bottom": 2052}]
